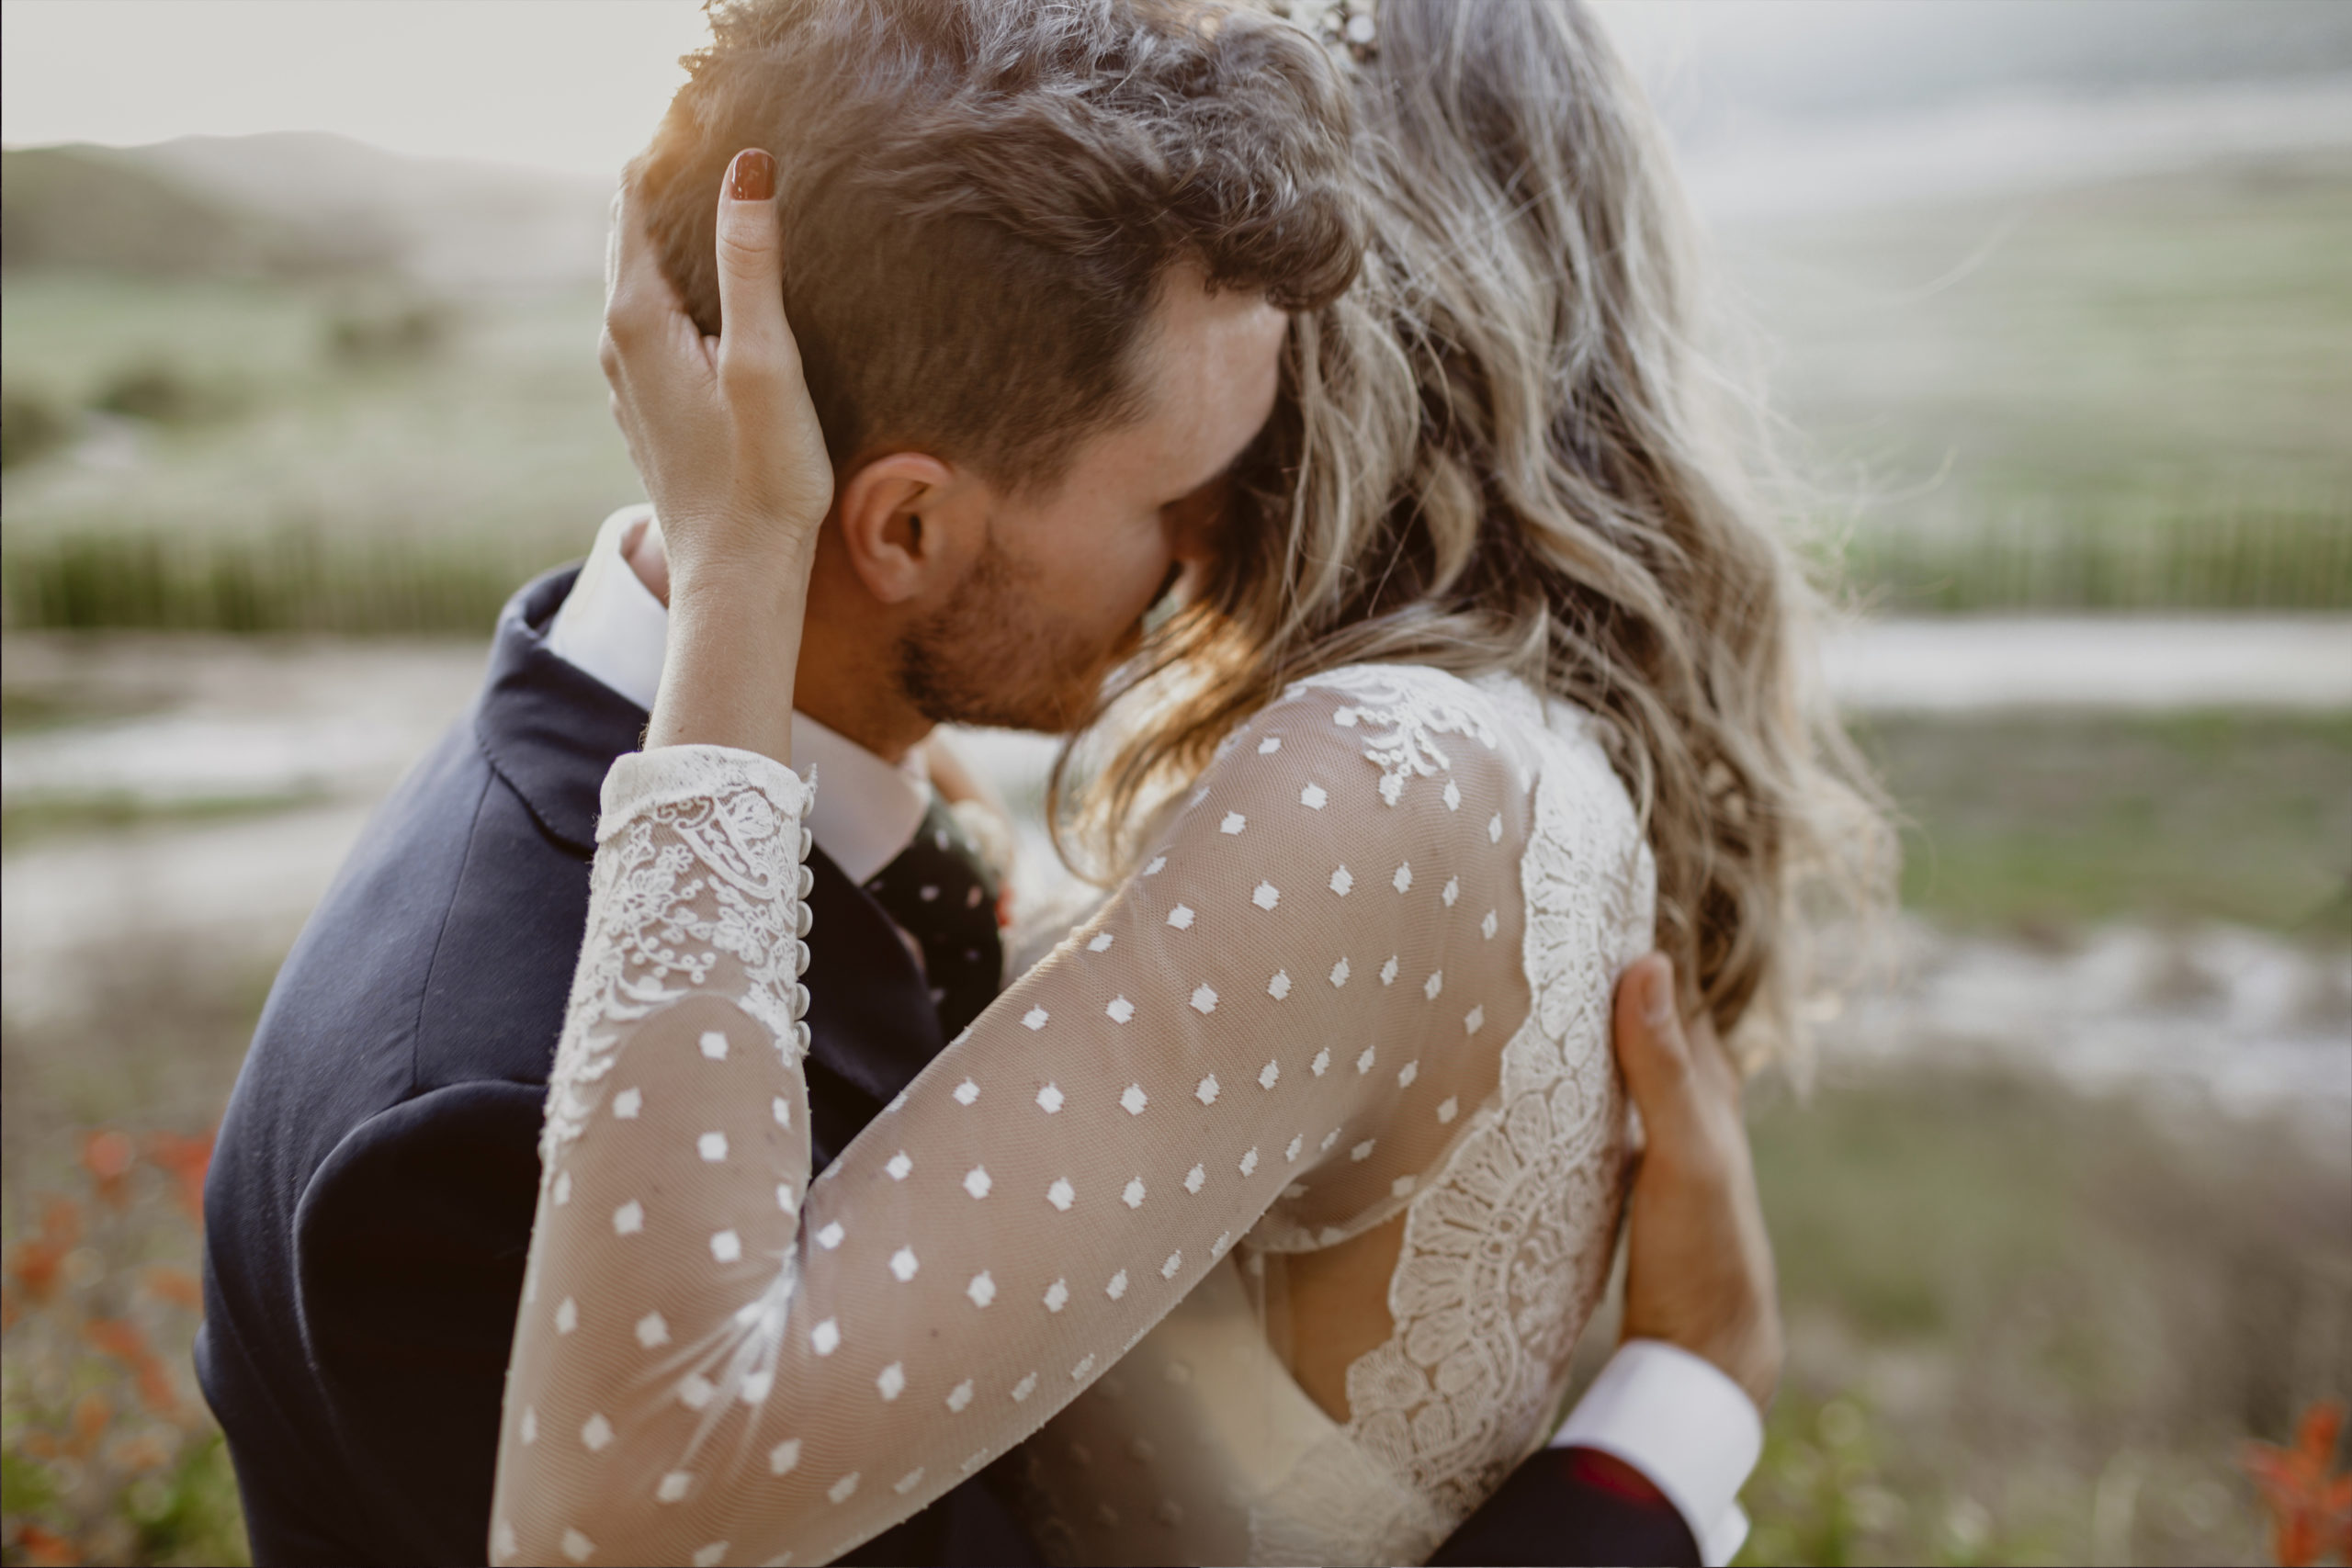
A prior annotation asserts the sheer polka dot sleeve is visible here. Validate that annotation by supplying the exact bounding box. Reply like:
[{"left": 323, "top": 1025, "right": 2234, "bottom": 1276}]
[{"left": 492, "top": 675, "right": 1543, "bottom": 1565}]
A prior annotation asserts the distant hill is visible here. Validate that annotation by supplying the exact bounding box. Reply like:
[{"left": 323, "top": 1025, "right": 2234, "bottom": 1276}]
[
  {"left": 1, "top": 143, "right": 390, "bottom": 278},
  {"left": 138, "top": 134, "right": 613, "bottom": 291},
  {"left": 2, "top": 134, "right": 612, "bottom": 291}
]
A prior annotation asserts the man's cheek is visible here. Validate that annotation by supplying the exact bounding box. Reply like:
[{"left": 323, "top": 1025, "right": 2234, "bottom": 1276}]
[
  {"left": 1063, "top": 562, "right": 1147, "bottom": 635},
  {"left": 1123, "top": 549, "right": 1175, "bottom": 615}
]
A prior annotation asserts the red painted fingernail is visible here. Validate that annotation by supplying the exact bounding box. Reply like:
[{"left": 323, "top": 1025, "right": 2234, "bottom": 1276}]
[{"left": 728, "top": 148, "right": 775, "bottom": 202}]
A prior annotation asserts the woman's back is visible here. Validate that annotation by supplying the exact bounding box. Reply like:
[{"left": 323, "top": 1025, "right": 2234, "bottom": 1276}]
[
  {"left": 494, "top": 656, "right": 1645, "bottom": 1565},
  {"left": 1012, "top": 661, "right": 1654, "bottom": 1565}
]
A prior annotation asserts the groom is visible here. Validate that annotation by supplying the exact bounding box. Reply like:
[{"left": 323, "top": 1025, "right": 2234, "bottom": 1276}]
[{"left": 197, "top": 2, "right": 1770, "bottom": 1564}]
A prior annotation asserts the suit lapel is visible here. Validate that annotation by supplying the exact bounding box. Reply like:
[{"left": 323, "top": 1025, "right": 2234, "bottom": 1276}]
[
  {"left": 471, "top": 566, "right": 947, "bottom": 1168},
  {"left": 472, "top": 567, "right": 644, "bottom": 855}
]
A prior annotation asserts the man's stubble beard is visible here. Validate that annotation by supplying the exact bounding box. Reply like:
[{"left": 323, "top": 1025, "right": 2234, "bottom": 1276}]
[{"left": 896, "top": 534, "right": 1138, "bottom": 736}]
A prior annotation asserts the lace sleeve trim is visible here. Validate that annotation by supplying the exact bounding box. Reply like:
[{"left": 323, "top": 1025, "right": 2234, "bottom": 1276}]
[
  {"left": 1261, "top": 673, "right": 1656, "bottom": 1548},
  {"left": 542, "top": 746, "right": 815, "bottom": 1159},
  {"left": 599, "top": 743, "right": 813, "bottom": 840},
  {"left": 1279, "top": 663, "right": 1508, "bottom": 807}
]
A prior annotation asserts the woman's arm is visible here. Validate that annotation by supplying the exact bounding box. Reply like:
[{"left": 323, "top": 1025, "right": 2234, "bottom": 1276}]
[
  {"left": 492, "top": 686, "right": 1521, "bottom": 1563},
  {"left": 492, "top": 166, "right": 1532, "bottom": 1565},
  {"left": 601, "top": 149, "right": 834, "bottom": 767}
]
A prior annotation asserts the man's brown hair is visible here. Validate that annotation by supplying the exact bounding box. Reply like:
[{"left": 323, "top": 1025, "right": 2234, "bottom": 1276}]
[{"left": 635, "top": 0, "right": 1361, "bottom": 491}]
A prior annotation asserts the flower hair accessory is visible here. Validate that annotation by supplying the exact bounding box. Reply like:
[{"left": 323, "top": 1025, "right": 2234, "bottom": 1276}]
[{"left": 1267, "top": 0, "right": 1376, "bottom": 63}]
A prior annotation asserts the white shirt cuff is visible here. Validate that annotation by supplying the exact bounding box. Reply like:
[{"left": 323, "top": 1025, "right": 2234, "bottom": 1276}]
[{"left": 1549, "top": 1339, "right": 1761, "bottom": 1566}]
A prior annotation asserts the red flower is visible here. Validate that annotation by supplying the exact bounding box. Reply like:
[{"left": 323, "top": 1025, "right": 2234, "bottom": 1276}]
[
  {"left": 143, "top": 1127, "right": 214, "bottom": 1226},
  {"left": 83, "top": 1317, "right": 179, "bottom": 1417},
  {"left": 109, "top": 1430, "right": 173, "bottom": 1472},
  {"left": 2244, "top": 1399, "right": 2352, "bottom": 1567},
  {"left": 63, "top": 1392, "right": 112, "bottom": 1460},
  {"left": 143, "top": 1264, "right": 203, "bottom": 1311},
  {"left": 80, "top": 1129, "right": 135, "bottom": 1210},
  {"left": 15, "top": 1524, "right": 81, "bottom": 1566},
  {"left": 5, "top": 1195, "right": 83, "bottom": 1303}
]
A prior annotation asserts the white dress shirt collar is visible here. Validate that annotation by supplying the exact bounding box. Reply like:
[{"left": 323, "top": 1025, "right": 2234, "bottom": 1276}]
[{"left": 544, "top": 506, "right": 933, "bottom": 885}]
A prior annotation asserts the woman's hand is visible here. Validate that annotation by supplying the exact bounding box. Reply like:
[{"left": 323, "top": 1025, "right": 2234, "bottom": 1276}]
[{"left": 601, "top": 149, "right": 833, "bottom": 762}]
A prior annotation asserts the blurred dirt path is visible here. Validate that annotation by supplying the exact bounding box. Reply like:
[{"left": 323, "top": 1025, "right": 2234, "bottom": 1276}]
[
  {"left": 3, "top": 801, "right": 375, "bottom": 1026},
  {"left": 3, "top": 635, "right": 481, "bottom": 1042},
  {"left": 1820, "top": 616, "right": 2352, "bottom": 713},
  {"left": 3, "top": 623, "right": 2345, "bottom": 1144}
]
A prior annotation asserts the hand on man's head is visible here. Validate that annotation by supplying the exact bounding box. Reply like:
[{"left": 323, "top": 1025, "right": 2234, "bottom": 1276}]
[
  {"left": 1611, "top": 954, "right": 1782, "bottom": 1412},
  {"left": 600, "top": 150, "right": 834, "bottom": 595},
  {"left": 605, "top": 149, "right": 841, "bottom": 763}
]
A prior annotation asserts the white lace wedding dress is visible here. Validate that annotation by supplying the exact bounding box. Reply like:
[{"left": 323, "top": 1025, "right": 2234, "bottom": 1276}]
[{"left": 491, "top": 663, "right": 1655, "bottom": 1567}]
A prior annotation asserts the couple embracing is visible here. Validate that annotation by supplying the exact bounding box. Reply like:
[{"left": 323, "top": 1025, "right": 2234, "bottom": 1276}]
[{"left": 197, "top": 1, "right": 1887, "bottom": 1563}]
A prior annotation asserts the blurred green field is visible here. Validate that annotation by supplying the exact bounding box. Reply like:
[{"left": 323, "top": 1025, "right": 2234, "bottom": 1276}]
[
  {"left": 1747, "top": 150, "right": 2352, "bottom": 613},
  {"left": 5, "top": 153, "right": 2352, "bottom": 630},
  {"left": 1865, "top": 711, "right": 2352, "bottom": 936},
  {"left": 6, "top": 126, "right": 2350, "bottom": 1568},
  {"left": 2, "top": 274, "right": 639, "bottom": 632},
  {"left": 1758, "top": 153, "right": 2352, "bottom": 505},
  {"left": 1739, "top": 1068, "right": 2350, "bottom": 1568}
]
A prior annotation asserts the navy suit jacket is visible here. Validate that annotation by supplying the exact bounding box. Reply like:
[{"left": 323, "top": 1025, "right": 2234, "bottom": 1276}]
[{"left": 196, "top": 568, "right": 1696, "bottom": 1566}]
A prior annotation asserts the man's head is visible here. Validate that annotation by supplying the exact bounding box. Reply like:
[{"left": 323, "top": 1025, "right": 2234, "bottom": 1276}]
[{"left": 634, "top": 0, "right": 1359, "bottom": 739}]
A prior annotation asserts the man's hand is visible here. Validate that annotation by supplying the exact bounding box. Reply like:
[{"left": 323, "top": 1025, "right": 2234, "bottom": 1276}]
[{"left": 1612, "top": 954, "right": 1781, "bottom": 1411}]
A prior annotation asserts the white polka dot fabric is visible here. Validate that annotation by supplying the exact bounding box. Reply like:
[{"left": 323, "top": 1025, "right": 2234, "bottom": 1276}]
[{"left": 493, "top": 666, "right": 1654, "bottom": 1565}]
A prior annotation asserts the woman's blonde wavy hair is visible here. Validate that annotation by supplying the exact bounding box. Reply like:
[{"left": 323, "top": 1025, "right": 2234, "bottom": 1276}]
[{"left": 1057, "top": 0, "right": 1894, "bottom": 1062}]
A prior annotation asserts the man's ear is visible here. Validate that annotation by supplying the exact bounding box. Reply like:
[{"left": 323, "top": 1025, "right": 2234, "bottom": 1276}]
[{"left": 833, "top": 451, "right": 967, "bottom": 605}]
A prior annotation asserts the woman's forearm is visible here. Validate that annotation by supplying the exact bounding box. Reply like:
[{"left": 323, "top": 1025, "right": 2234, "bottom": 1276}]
[
  {"left": 645, "top": 559, "right": 817, "bottom": 765},
  {"left": 602, "top": 146, "right": 834, "bottom": 770}
]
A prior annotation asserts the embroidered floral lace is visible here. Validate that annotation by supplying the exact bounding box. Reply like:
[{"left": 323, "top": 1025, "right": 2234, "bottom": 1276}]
[{"left": 492, "top": 665, "right": 1654, "bottom": 1566}]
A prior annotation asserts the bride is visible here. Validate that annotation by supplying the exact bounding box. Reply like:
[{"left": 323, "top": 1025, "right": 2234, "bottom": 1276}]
[{"left": 491, "top": 2, "right": 1883, "bottom": 1563}]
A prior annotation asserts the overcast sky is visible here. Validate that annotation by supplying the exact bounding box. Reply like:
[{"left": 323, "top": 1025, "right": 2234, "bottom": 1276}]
[
  {"left": 6, "top": 0, "right": 2348, "bottom": 177},
  {"left": 2, "top": 0, "right": 710, "bottom": 176}
]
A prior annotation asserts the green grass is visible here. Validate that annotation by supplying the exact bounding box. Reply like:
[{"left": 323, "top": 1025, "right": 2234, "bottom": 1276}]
[
  {"left": 3, "top": 525, "right": 564, "bottom": 634},
  {"left": 1861, "top": 711, "right": 2352, "bottom": 935},
  {"left": 0, "top": 686, "right": 162, "bottom": 735},
  {"left": 1738, "top": 1066, "right": 2351, "bottom": 1567},
  {"left": 1820, "top": 506, "right": 2352, "bottom": 614},
  {"left": 1745, "top": 149, "right": 2352, "bottom": 612},
  {"left": 4, "top": 152, "right": 2351, "bottom": 630},
  {"left": 0, "top": 790, "right": 332, "bottom": 852},
  {"left": 2, "top": 272, "right": 638, "bottom": 635},
  {"left": 0, "top": 274, "right": 332, "bottom": 403}
]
